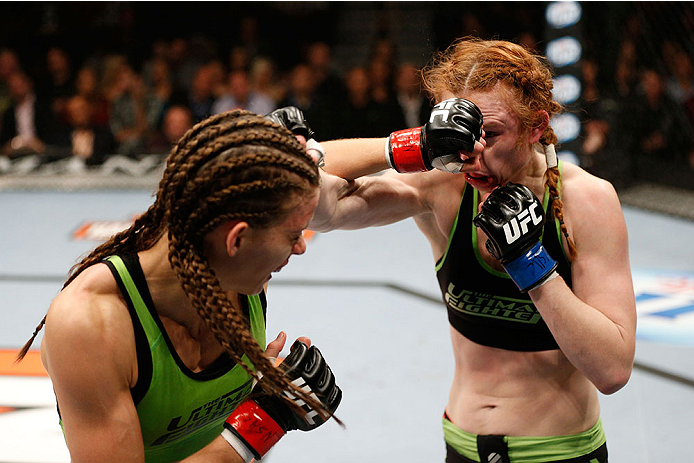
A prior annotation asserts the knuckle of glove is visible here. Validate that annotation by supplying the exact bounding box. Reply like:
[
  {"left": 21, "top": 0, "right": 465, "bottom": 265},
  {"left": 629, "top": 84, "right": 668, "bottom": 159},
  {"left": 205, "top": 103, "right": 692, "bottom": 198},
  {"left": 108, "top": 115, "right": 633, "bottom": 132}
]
[
  {"left": 474, "top": 183, "right": 546, "bottom": 263},
  {"left": 302, "top": 347, "right": 325, "bottom": 382},
  {"left": 265, "top": 107, "right": 314, "bottom": 139},
  {"left": 427, "top": 125, "right": 475, "bottom": 154},
  {"left": 280, "top": 340, "right": 310, "bottom": 378}
]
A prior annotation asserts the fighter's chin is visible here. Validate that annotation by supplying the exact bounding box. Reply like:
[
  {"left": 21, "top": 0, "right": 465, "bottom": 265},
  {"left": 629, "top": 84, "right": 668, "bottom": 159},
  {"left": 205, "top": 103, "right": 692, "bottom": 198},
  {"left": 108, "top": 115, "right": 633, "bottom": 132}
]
[{"left": 464, "top": 173, "right": 498, "bottom": 191}]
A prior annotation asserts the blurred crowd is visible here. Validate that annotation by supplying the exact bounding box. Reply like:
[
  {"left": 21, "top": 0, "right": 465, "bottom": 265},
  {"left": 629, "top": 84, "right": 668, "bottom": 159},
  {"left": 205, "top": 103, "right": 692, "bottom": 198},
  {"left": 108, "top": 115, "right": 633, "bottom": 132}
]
[
  {"left": 0, "top": 37, "right": 427, "bottom": 168},
  {"left": 0, "top": 2, "right": 692, "bottom": 190},
  {"left": 577, "top": 3, "right": 694, "bottom": 190}
]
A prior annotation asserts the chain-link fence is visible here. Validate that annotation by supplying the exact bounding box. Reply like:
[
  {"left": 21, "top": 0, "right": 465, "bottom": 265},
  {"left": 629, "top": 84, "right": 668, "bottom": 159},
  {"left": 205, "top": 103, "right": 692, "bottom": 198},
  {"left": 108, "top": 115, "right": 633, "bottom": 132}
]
[{"left": 579, "top": 2, "right": 694, "bottom": 191}]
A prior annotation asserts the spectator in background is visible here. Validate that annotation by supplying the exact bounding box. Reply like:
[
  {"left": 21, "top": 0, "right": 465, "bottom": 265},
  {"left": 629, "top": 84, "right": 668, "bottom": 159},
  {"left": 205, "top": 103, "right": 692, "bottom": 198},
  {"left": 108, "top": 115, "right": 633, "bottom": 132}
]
[
  {"left": 613, "top": 59, "right": 638, "bottom": 101},
  {"left": 143, "top": 58, "right": 174, "bottom": 130},
  {"left": 280, "top": 64, "right": 316, "bottom": 111},
  {"left": 40, "top": 47, "right": 75, "bottom": 123},
  {"left": 370, "top": 38, "right": 397, "bottom": 69},
  {"left": 146, "top": 104, "right": 193, "bottom": 155},
  {"left": 369, "top": 57, "right": 396, "bottom": 105},
  {"left": 55, "top": 95, "right": 115, "bottom": 165},
  {"left": 0, "top": 72, "right": 56, "bottom": 157},
  {"left": 206, "top": 59, "right": 229, "bottom": 100},
  {"left": 305, "top": 41, "right": 345, "bottom": 104},
  {"left": 665, "top": 49, "right": 694, "bottom": 104},
  {"left": 335, "top": 66, "right": 373, "bottom": 138},
  {"left": 629, "top": 68, "right": 694, "bottom": 184},
  {"left": 229, "top": 45, "right": 250, "bottom": 73},
  {"left": 173, "top": 64, "right": 215, "bottom": 123},
  {"left": 211, "top": 69, "right": 275, "bottom": 116},
  {"left": 612, "top": 39, "right": 639, "bottom": 100},
  {"left": 101, "top": 55, "right": 129, "bottom": 103},
  {"left": 279, "top": 63, "right": 335, "bottom": 139},
  {"left": 74, "top": 66, "right": 110, "bottom": 128},
  {"left": 141, "top": 38, "right": 170, "bottom": 87},
  {"left": 167, "top": 37, "right": 201, "bottom": 94},
  {"left": 0, "top": 48, "right": 22, "bottom": 117},
  {"left": 333, "top": 66, "right": 403, "bottom": 139},
  {"left": 579, "top": 58, "right": 631, "bottom": 189},
  {"left": 370, "top": 58, "right": 406, "bottom": 130},
  {"left": 394, "top": 62, "right": 430, "bottom": 128},
  {"left": 108, "top": 63, "right": 148, "bottom": 156},
  {"left": 250, "top": 56, "right": 285, "bottom": 105},
  {"left": 660, "top": 39, "right": 681, "bottom": 80}
]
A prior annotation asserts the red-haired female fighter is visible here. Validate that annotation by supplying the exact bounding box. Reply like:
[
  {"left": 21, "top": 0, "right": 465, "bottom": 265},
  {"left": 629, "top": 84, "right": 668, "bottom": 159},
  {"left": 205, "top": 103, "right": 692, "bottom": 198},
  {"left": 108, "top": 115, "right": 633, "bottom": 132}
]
[{"left": 309, "top": 37, "right": 636, "bottom": 463}]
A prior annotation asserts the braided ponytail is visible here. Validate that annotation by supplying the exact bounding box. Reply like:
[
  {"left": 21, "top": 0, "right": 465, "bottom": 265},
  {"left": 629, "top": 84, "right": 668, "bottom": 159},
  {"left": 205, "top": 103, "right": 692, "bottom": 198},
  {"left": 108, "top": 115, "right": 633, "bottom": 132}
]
[
  {"left": 541, "top": 137, "right": 578, "bottom": 259},
  {"left": 18, "top": 110, "right": 333, "bottom": 424},
  {"left": 422, "top": 37, "right": 578, "bottom": 259}
]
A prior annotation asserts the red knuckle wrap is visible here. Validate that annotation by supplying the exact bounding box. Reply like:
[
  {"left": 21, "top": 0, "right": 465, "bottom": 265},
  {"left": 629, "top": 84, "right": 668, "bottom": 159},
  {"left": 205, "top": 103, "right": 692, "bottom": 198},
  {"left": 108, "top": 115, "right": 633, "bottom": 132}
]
[
  {"left": 389, "top": 127, "right": 428, "bottom": 172},
  {"left": 225, "top": 400, "right": 286, "bottom": 458}
]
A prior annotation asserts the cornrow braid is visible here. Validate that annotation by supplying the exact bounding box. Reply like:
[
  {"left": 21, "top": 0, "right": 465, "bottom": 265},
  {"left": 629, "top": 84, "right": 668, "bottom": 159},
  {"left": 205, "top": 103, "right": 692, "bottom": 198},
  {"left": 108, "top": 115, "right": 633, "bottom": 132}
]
[
  {"left": 161, "top": 110, "right": 330, "bottom": 421},
  {"left": 18, "top": 109, "right": 331, "bottom": 426},
  {"left": 422, "top": 37, "right": 578, "bottom": 259}
]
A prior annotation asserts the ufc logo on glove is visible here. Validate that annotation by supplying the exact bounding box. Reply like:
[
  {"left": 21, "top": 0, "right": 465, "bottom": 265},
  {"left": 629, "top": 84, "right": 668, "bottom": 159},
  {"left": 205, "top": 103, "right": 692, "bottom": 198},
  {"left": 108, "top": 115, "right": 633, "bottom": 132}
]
[
  {"left": 503, "top": 203, "right": 543, "bottom": 244},
  {"left": 429, "top": 99, "right": 458, "bottom": 123},
  {"left": 474, "top": 183, "right": 559, "bottom": 292}
]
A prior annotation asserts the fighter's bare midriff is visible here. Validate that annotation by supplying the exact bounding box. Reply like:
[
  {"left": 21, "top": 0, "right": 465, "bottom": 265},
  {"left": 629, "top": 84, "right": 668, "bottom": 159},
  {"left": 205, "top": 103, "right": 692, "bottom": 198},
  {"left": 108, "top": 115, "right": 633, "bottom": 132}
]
[{"left": 445, "top": 326, "right": 600, "bottom": 437}]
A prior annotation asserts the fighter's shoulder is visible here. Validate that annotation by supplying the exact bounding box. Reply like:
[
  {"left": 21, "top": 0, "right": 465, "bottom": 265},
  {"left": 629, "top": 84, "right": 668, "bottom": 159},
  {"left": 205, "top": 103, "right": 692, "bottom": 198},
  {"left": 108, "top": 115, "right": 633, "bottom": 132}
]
[
  {"left": 560, "top": 162, "right": 625, "bottom": 241},
  {"left": 560, "top": 162, "right": 618, "bottom": 206},
  {"left": 43, "top": 263, "right": 137, "bottom": 392},
  {"left": 47, "top": 263, "right": 131, "bottom": 343}
]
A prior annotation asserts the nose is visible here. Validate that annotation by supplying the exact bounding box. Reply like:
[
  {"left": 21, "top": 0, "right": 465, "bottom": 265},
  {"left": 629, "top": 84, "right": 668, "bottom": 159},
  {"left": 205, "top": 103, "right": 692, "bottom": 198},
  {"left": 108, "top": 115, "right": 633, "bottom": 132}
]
[{"left": 292, "top": 236, "right": 308, "bottom": 255}]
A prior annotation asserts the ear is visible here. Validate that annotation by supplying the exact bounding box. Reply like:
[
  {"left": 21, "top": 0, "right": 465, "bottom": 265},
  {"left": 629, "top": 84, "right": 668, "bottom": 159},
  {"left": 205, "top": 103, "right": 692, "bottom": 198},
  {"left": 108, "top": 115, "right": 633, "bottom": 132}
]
[
  {"left": 528, "top": 110, "right": 550, "bottom": 144},
  {"left": 225, "top": 221, "right": 249, "bottom": 258}
]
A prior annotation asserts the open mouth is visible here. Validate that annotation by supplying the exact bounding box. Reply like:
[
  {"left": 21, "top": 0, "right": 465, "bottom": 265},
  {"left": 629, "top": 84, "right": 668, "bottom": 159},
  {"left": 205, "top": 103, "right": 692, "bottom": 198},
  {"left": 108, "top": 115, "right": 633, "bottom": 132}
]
[{"left": 464, "top": 172, "right": 496, "bottom": 189}]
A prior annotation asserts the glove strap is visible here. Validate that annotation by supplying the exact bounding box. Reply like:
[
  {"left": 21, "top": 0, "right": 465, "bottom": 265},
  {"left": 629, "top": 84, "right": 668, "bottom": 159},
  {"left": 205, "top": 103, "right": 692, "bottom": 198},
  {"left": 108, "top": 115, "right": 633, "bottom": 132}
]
[
  {"left": 387, "top": 127, "right": 431, "bottom": 172},
  {"left": 220, "top": 427, "right": 256, "bottom": 463},
  {"left": 503, "top": 241, "right": 559, "bottom": 292},
  {"left": 223, "top": 400, "right": 287, "bottom": 460}
]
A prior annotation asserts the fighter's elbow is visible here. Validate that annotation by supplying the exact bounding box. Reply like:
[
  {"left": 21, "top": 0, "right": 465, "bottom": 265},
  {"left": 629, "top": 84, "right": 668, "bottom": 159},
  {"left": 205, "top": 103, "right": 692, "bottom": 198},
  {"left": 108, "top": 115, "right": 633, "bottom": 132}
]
[{"left": 596, "top": 365, "right": 633, "bottom": 395}]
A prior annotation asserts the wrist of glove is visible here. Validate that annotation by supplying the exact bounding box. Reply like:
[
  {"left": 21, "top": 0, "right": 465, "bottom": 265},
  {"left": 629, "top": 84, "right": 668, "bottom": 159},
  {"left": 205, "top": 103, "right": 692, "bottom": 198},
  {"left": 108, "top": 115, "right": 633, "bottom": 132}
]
[
  {"left": 386, "top": 98, "right": 483, "bottom": 173},
  {"left": 501, "top": 241, "right": 559, "bottom": 292},
  {"left": 221, "top": 341, "right": 341, "bottom": 461},
  {"left": 473, "top": 183, "right": 559, "bottom": 292}
]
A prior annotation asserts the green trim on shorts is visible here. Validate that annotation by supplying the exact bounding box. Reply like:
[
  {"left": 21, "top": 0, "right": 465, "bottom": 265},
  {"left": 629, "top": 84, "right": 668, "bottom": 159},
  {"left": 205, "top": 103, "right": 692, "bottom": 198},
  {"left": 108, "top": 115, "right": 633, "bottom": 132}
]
[{"left": 442, "top": 416, "right": 606, "bottom": 463}]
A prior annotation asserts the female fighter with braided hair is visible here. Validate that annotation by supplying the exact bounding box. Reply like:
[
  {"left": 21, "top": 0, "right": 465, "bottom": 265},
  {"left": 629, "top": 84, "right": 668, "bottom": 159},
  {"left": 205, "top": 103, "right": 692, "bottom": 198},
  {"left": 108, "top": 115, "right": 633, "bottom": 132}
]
[
  {"left": 308, "top": 37, "right": 636, "bottom": 462},
  {"left": 17, "top": 109, "right": 341, "bottom": 462}
]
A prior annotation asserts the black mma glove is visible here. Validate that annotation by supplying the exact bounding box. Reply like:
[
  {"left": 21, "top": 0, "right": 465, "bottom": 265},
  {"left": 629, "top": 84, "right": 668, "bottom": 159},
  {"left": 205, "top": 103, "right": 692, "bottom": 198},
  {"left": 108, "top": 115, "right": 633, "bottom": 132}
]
[
  {"left": 265, "top": 106, "right": 315, "bottom": 140},
  {"left": 266, "top": 106, "right": 324, "bottom": 167},
  {"left": 221, "top": 341, "right": 342, "bottom": 461},
  {"left": 473, "top": 183, "right": 559, "bottom": 292},
  {"left": 387, "top": 98, "right": 483, "bottom": 173}
]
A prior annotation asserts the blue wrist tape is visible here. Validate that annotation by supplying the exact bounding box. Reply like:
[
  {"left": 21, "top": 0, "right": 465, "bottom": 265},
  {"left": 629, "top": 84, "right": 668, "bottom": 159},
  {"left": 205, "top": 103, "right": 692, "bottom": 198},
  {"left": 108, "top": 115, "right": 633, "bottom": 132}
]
[{"left": 503, "top": 241, "right": 558, "bottom": 292}]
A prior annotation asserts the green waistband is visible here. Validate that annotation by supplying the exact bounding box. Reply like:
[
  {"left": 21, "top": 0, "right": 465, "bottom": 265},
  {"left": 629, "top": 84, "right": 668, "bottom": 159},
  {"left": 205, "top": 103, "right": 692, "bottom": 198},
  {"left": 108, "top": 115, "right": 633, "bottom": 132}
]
[{"left": 442, "top": 416, "right": 605, "bottom": 463}]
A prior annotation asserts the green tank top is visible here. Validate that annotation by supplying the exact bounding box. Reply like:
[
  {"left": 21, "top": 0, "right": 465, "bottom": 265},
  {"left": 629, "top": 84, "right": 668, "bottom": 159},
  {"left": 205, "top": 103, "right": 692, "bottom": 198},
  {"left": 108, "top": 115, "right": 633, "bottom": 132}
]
[{"left": 103, "top": 254, "right": 267, "bottom": 462}]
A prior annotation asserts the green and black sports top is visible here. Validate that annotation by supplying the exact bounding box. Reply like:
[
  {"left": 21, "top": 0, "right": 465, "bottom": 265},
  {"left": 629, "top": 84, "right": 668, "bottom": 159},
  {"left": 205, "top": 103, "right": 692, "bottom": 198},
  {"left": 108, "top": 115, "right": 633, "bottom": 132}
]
[
  {"left": 435, "top": 169, "right": 572, "bottom": 351},
  {"left": 100, "top": 254, "right": 267, "bottom": 462}
]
